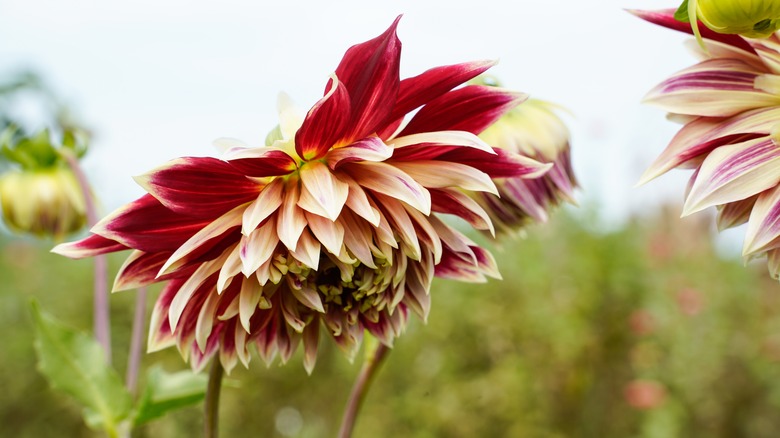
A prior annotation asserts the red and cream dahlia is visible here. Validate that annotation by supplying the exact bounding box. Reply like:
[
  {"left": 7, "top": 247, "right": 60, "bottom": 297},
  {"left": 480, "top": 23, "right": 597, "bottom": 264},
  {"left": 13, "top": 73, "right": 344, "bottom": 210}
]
[
  {"left": 635, "top": 9, "right": 780, "bottom": 277},
  {"left": 54, "top": 17, "right": 551, "bottom": 373}
]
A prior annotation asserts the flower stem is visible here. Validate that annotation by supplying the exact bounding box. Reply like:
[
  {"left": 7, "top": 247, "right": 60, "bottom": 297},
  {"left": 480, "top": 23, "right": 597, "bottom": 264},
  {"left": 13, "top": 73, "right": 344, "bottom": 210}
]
[
  {"left": 204, "top": 359, "right": 224, "bottom": 438},
  {"left": 338, "top": 341, "right": 390, "bottom": 438},
  {"left": 125, "top": 287, "right": 147, "bottom": 396},
  {"left": 61, "top": 150, "right": 111, "bottom": 363}
]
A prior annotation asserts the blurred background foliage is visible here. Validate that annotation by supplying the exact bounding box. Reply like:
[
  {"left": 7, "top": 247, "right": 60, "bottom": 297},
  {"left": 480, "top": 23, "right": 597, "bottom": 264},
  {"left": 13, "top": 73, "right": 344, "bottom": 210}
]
[{"left": 4, "top": 204, "right": 780, "bottom": 437}]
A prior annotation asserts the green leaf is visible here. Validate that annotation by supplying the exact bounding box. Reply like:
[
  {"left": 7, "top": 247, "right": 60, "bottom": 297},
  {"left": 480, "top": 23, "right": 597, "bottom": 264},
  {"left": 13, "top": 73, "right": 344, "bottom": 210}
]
[
  {"left": 675, "top": 0, "right": 691, "bottom": 23},
  {"left": 31, "top": 302, "right": 133, "bottom": 435},
  {"left": 133, "top": 365, "right": 208, "bottom": 426}
]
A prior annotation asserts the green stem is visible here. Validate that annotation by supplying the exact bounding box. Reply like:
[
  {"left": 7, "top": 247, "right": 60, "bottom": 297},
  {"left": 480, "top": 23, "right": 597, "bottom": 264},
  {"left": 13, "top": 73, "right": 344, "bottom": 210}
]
[
  {"left": 204, "top": 359, "right": 224, "bottom": 438},
  {"left": 338, "top": 342, "right": 390, "bottom": 438}
]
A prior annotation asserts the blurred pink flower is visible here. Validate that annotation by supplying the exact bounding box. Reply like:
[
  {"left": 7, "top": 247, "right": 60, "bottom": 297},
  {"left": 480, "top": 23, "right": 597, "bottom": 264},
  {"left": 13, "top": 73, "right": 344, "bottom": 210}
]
[
  {"left": 53, "top": 18, "right": 550, "bottom": 373},
  {"left": 629, "top": 310, "right": 656, "bottom": 336},
  {"left": 676, "top": 288, "right": 705, "bottom": 316},
  {"left": 635, "top": 9, "right": 780, "bottom": 278},
  {"left": 624, "top": 379, "right": 667, "bottom": 410}
]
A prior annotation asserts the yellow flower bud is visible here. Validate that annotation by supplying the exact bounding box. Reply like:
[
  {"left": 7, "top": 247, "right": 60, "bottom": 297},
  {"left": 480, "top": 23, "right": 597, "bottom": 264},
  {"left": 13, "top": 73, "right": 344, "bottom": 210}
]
[
  {"left": 0, "top": 167, "right": 87, "bottom": 238},
  {"left": 695, "top": 0, "right": 780, "bottom": 37}
]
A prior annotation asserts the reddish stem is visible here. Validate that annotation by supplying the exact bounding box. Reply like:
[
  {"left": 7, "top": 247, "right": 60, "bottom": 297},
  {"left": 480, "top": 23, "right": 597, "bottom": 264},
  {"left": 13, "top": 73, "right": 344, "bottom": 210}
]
[{"left": 338, "top": 343, "right": 390, "bottom": 438}]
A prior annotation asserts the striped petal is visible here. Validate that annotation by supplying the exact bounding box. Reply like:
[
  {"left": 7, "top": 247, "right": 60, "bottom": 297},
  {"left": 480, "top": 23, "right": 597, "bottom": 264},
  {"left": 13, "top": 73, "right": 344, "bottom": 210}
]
[
  {"left": 335, "top": 16, "right": 401, "bottom": 142},
  {"left": 242, "top": 178, "right": 284, "bottom": 235},
  {"left": 239, "top": 216, "right": 278, "bottom": 276},
  {"left": 430, "top": 188, "right": 494, "bottom": 234},
  {"left": 277, "top": 178, "right": 308, "bottom": 250},
  {"left": 295, "top": 75, "right": 351, "bottom": 160},
  {"left": 134, "top": 157, "right": 261, "bottom": 219},
  {"left": 644, "top": 59, "right": 779, "bottom": 117},
  {"left": 390, "top": 130, "right": 495, "bottom": 160},
  {"left": 716, "top": 195, "right": 757, "bottom": 230},
  {"left": 392, "top": 160, "right": 497, "bottom": 195},
  {"left": 744, "top": 185, "right": 780, "bottom": 256},
  {"left": 639, "top": 107, "right": 780, "bottom": 184},
  {"left": 683, "top": 136, "right": 780, "bottom": 215},
  {"left": 298, "top": 161, "right": 349, "bottom": 221},
  {"left": 435, "top": 147, "right": 552, "bottom": 179},
  {"left": 113, "top": 250, "right": 175, "bottom": 292},
  {"left": 399, "top": 85, "right": 526, "bottom": 136}
]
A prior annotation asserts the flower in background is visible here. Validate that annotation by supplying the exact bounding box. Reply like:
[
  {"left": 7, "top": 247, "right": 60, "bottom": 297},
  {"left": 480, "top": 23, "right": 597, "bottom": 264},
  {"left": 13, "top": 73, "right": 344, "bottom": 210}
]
[
  {"left": 0, "top": 128, "right": 87, "bottom": 238},
  {"left": 635, "top": 9, "right": 780, "bottom": 278},
  {"left": 54, "top": 17, "right": 550, "bottom": 373},
  {"left": 472, "top": 76, "right": 576, "bottom": 232},
  {"left": 674, "top": 0, "right": 780, "bottom": 43}
]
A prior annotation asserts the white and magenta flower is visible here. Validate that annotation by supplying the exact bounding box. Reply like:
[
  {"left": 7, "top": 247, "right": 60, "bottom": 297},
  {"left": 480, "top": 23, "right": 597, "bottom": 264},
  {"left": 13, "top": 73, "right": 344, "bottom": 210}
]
[
  {"left": 472, "top": 81, "right": 577, "bottom": 231},
  {"left": 635, "top": 9, "right": 780, "bottom": 277},
  {"left": 54, "top": 17, "right": 550, "bottom": 373}
]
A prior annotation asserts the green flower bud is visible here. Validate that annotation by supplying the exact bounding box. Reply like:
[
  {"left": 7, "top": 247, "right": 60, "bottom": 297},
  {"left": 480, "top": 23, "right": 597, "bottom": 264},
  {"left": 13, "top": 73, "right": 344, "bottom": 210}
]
[
  {"left": 0, "top": 167, "right": 86, "bottom": 238},
  {"left": 698, "top": 0, "right": 780, "bottom": 37}
]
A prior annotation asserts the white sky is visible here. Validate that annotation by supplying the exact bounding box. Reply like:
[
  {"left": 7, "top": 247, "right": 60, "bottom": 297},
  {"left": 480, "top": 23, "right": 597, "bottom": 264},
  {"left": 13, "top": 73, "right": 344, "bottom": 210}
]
[{"left": 0, "top": 0, "right": 697, "bottom": 225}]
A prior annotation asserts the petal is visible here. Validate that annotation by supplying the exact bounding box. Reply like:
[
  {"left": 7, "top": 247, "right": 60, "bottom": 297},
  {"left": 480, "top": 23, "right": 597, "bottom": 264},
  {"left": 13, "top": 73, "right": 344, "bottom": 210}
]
[
  {"left": 113, "top": 250, "right": 188, "bottom": 292},
  {"left": 224, "top": 147, "right": 298, "bottom": 177},
  {"left": 52, "top": 234, "right": 128, "bottom": 259},
  {"left": 716, "top": 195, "right": 757, "bottom": 230},
  {"left": 242, "top": 178, "right": 284, "bottom": 235},
  {"left": 643, "top": 59, "right": 779, "bottom": 117},
  {"left": 430, "top": 188, "right": 494, "bottom": 234},
  {"left": 289, "top": 228, "right": 322, "bottom": 270},
  {"left": 325, "top": 137, "right": 393, "bottom": 169},
  {"left": 277, "top": 177, "right": 308, "bottom": 250},
  {"left": 340, "top": 173, "right": 381, "bottom": 225},
  {"left": 240, "top": 216, "right": 279, "bottom": 277},
  {"left": 374, "top": 193, "right": 421, "bottom": 261},
  {"left": 744, "top": 185, "right": 780, "bottom": 256},
  {"left": 391, "top": 130, "right": 495, "bottom": 158},
  {"left": 339, "top": 211, "right": 379, "bottom": 268},
  {"left": 295, "top": 75, "right": 352, "bottom": 160},
  {"left": 399, "top": 85, "right": 526, "bottom": 136},
  {"left": 298, "top": 161, "right": 349, "bottom": 221},
  {"left": 386, "top": 60, "right": 497, "bottom": 127},
  {"left": 683, "top": 136, "right": 780, "bottom": 215},
  {"left": 344, "top": 161, "right": 431, "bottom": 214},
  {"left": 435, "top": 147, "right": 552, "bottom": 179},
  {"left": 628, "top": 9, "right": 757, "bottom": 54},
  {"left": 302, "top": 318, "right": 320, "bottom": 375},
  {"left": 91, "top": 194, "right": 210, "bottom": 253},
  {"left": 305, "top": 211, "right": 345, "bottom": 256},
  {"left": 639, "top": 107, "right": 780, "bottom": 184},
  {"left": 147, "top": 279, "right": 181, "bottom": 352},
  {"left": 335, "top": 15, "right": 401, "bottom": 141},
  {"left": 134, "top": 157, "right": 261, "bottom": 219},
  {"left": 392, "top": 160, "right": 497, "bottom": 195},
  {"left": 159, "top": 204, "right": 245, "bottom": 275},
  {"left": 239, "top": 277, "right": 263, "bottom": 332}
]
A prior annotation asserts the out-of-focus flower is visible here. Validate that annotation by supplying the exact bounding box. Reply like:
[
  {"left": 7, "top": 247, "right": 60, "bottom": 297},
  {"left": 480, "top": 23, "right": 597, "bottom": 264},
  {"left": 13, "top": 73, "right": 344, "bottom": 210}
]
[
  {"left": 676, "top": 288, "right": 705, "bottom": 316},
  {"left": 629, "top": 310, "right": 656, "bottom": 336},
  {"left": 675, "top": 0, "right": 780, "bottom": 41},
  {"left": 471, "top": 77, "right": 576, "bottom": 232},
  {"left": 634, "top": 9, "right": 780, "bottom": 277},
  {"left": 54, "top": 17, "right": 550, "bottom": 373},
  {"left": 624, "top": 379, "right": 667, "bottom": 410},
  {"left": 0, "top": 128, "right": 87, "bottom": 238}
]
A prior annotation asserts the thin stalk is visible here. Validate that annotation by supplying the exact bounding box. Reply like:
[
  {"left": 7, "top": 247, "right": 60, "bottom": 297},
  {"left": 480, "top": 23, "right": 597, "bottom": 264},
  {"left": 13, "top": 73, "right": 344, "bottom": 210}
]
[
  {"left": 61, "top": 150, "right": 110, "bottom": 363},
  {"left": 125, "top": 287, "right": 147, "bottom": 396},
  {"left": 338, "top": 343, "right": 390, "bottom": 438},
  {"left": 204, "top": 359, "right": 224, "bottom": 438}
]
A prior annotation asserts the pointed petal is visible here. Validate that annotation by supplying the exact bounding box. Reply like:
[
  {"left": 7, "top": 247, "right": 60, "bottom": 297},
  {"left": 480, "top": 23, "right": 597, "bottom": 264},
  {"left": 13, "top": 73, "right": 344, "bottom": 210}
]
[
  {"left": 391, "top": 130, "right": 495, "bottom": 160},
  {"left": 277, "top": 178, "right": 308, "bottom": 251},
  {"left": 298, "top": 161, "right": 349, "bottom": 221},
  {"left": 326, "top": 137, "right": 393, "bottom": 169},
  {"left": 288, "top": 277, "right": 325, "bottom": 313},
  {"left": 295, "top": 75, "right": 351, "bottom": 160},
  {"left": 239, "top": 216, "right": 279, "bottom": 276},
  {"left": 684, "top": 137, "right": 780, "bottom": 215},
  {"left": 430, "top": 188, "right": 494, "bottom": 234},
  {"left": 147, "top": 279, "right": 181, "bottom": 352},
  {"left": 435, "top": 147, "right": 551, "bottom": 179},
  {"left": 744, "top": 185, "right": 780, "bottom": 256},
  {"left": 344, "top": 161, "right": 431, "bottom": 214},
  {"left": 224, "top": 147, "right": 297, "bottom": 177},
  {"left": 289, "top": 229, "right": 321, "bottom": 270},
  {"left": 638, "top": 108, "right": 780, "bottom": 184},
  {"left": 393, "top": 160, "right": 497, "bottom": 195},
  {"left": 399, "top": 85, "right": 526, "bottom": 136},
  {"left": 340, "top": 173, "right": 381, "bottom": 225},
  {"left": 242, "top": 178, "right": 284, "bottom": 235},
  {"left": 302, "top": 318, "right": 320, "bottom": 375},
  {"left": 335, "top": 16, "right": 401, "bottom": 141},
  {"left": 305, "top": 211, "right": 345, "bottom": 255},
  {"left": 113, "top": 250, "right": 185, "bottom": 292},
  {"left": 134, "top": 157, "right": 261, "bottom": 219},
  {"left": 52, "top": 234, "right": 127, "bottom": 259},
  {"left": 644, "top": 59, "right": 780, "bottom": 117},
  {"left": 239, "top": 277, "right": 263, "bottom": 332},
  {"left": 375, "top": 194, "right": 421, "bottom": 260},
  {"left": 717, "top": 195, "right": 757, "bottom": 230},
  {"left": 159, "top": 205, "right": 244, "bottom": 275}
]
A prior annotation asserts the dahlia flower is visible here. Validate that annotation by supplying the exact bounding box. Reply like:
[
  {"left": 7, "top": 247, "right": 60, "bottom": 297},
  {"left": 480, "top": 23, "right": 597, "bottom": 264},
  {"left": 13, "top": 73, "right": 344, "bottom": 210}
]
[
  {"left": 54, "top": 17, "right": 550, "bottom": 373},
  {"left": 472, "top": 77, "right": 576, "bottom": 231},
  {"left": 635, "top": 9, "right": 780, "bottom": 277}
]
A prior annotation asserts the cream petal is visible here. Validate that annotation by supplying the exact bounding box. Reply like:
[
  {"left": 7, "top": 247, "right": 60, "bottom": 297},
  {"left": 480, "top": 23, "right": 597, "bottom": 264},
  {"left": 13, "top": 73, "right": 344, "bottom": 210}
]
[
  {"left": 242, "top": 178, "right": 283, "bottom": 235},
  {"left": 298, "top": 161, "right": 349, "bottom": 221}
]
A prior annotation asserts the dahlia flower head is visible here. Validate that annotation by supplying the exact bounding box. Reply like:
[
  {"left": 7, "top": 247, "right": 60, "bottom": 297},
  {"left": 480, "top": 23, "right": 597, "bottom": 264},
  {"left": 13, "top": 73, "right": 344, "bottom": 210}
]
[
  {"left": 54, "top": 17, "right": 553, "bottom": 373},
  {"left": 635, "top": 10, "right": 780, "bottom": 277},
  {"left": 472, "top": 76, "right": 577, "bottom": 231}
]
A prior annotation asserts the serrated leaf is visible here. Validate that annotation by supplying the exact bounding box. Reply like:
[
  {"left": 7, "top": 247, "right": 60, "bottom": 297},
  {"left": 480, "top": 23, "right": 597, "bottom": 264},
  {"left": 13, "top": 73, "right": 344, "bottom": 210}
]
[
  {"left": 133, "top": 365, "right": 208, "bottom": 426},
  {"left": 31, "top": 302, "right": 133, "bottom": 435},
  {"left": 675, "top": 0, "right": 691, "bottom": 23}
]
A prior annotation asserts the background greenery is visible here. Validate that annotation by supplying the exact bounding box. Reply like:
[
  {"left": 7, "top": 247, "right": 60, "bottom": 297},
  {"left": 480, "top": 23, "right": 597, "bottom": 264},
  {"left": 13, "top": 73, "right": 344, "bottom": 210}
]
[{"left": 3, "top": 205, "right": 780, "bottom": 438}]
